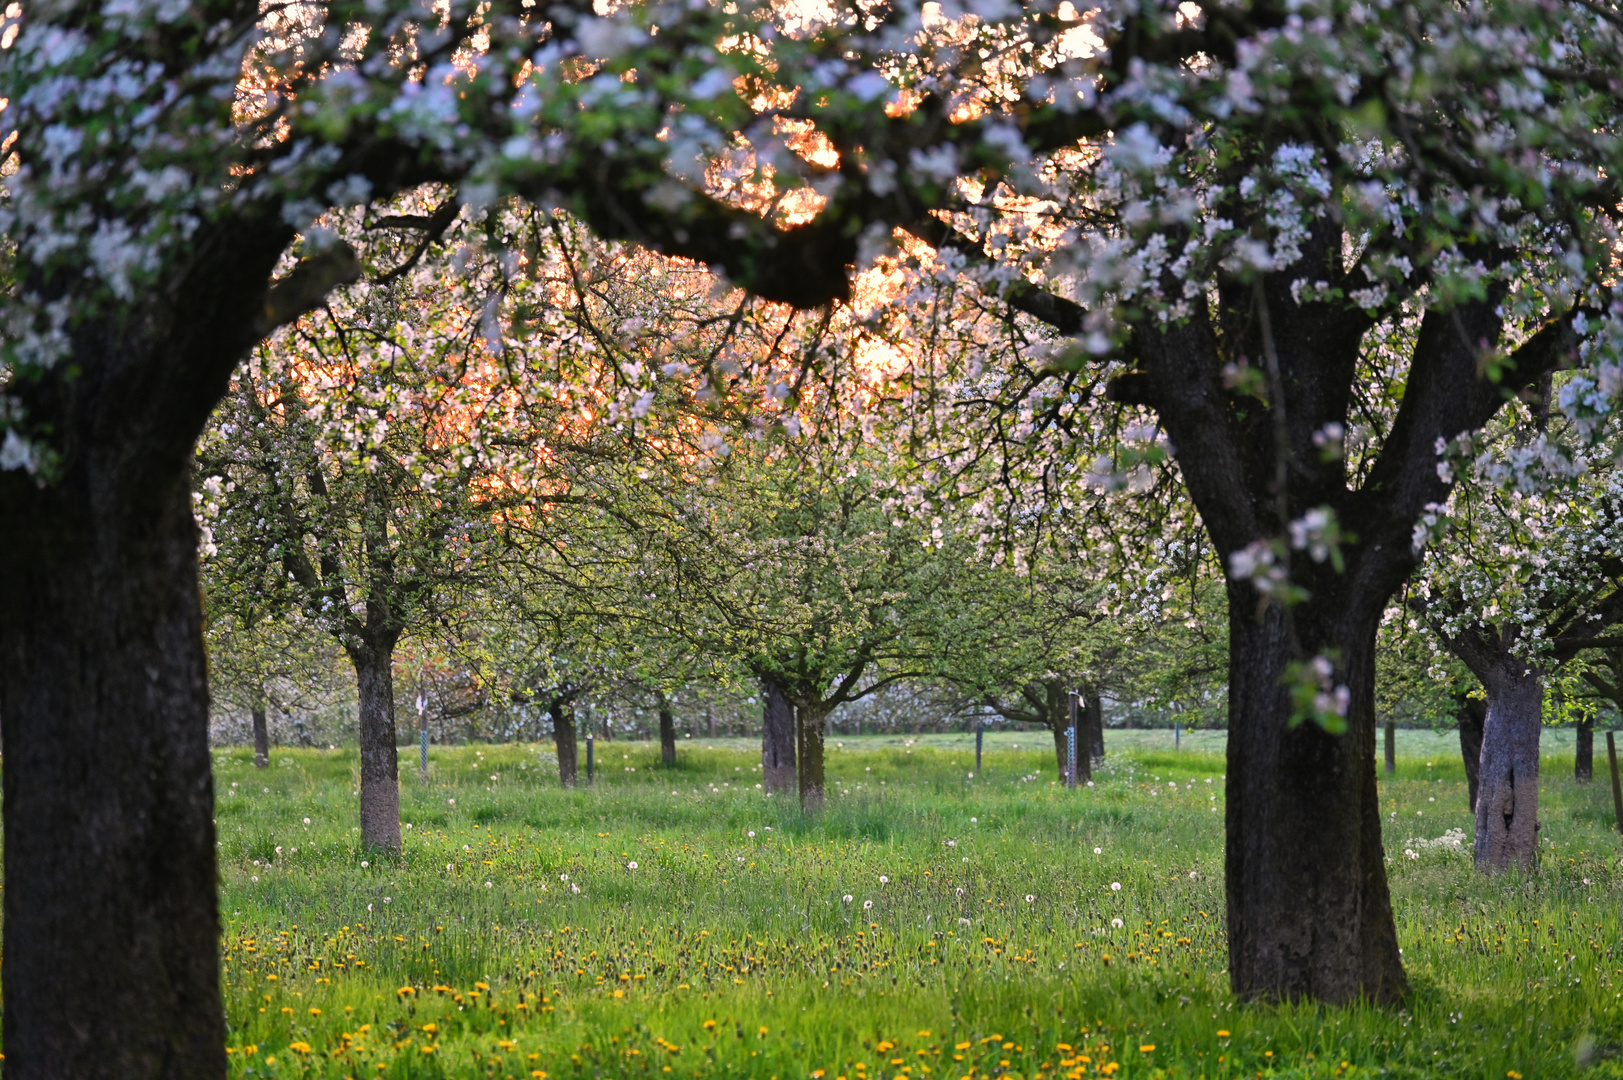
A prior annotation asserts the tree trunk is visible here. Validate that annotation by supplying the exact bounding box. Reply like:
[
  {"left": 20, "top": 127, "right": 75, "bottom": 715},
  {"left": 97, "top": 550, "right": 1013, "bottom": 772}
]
[
  {"left": 551, "top": 699, "right": 578, "bottom": 787},
  {"left": 349, "top": 644, "right": 401, "bottom": 851},
  {"left": 798, "top": 701, "right": 827, "bottom": 812},
  {"left": 1083, "top": 686, "right": 1105, "bottom": 764},
  {"left": 1474, "top": 664, "right": 1542, "bottom": 871},
  {"left": 1050, "top": 722, "right": 1068, "bottom": 776},
  {"left": 658, "top": 693, "right": 677, "bottom": 768},
  {"left": 1383, "top": 720, "right": 1395, "bottom": 775},
  {"left": 1458, "top": 697, "right": 1486, "bottom": 813},
  {"left": 1224, "top": 596, "right": 1407, "bottom": 1004},
  {"left": 0, "top": 467, "right": 225, "bottom": 1079},
  {"left": 1576, "top": 715, "right": 1594, "bottom": 783},
  {"left": 761, "top": 680, "right": 796, "bottom": 794},
  {"left": 252, "top": 697, "right": 270, "bottom": 769}
]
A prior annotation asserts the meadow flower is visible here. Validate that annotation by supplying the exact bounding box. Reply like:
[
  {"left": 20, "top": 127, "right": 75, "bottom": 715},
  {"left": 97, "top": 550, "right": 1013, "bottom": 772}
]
[
  {"left": 627, "top": 861, "right": 638, "bottom": 869},
  {"left": 748, "top": 831, "right": 756, "bottom": 837},
  {"left": 1024, "top": 894, "right": 1035, "bottom": 903},
  {"left": 360, "top": 860, "right": 369, "bottom": 868},
  {"left": 879, "top": 875, "right": 889, "bottom": 884},
  {"left": 446, "top": 864, "right": 454, "bottom": 871},
  {"left": 1111, "top": 918, "right": 1123, "bottom": 928},
  {"left": 843, "top": 894, "right": 854, "bottom": 903},
  {"left": 570, "top": 883, "right": 580, "bottom": 893},
  {"left": 970, "top": 817, "right": 977, "bottom": 823},
  {"left": 303, "top": 817, "right": 311, "bottom": 825},
  {"left": 1094, "top": 847, "right": 1102, "bottom": 854},
  {"left": 485, "top": 881, "right": 493, "bottom": 888},
  {"left": 863, "top": 900, "right": 874, "bottom": 910},
  {"left": 560, "top": 874, "right": 569, "bottom": 881},
  {"left": 1110, "top": 882, "right": 1121, "bottom": 891}
]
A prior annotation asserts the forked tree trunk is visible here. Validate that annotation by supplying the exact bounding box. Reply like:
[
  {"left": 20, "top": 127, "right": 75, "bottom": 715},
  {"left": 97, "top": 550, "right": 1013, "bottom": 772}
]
[
  {"left": 349, "top": 644, "right": 401, "bottom": 851},
  {"left": 0, "top": 469, "right": 225, "bottom": 1079},
  {"left": 1475, "top": 664, "right": 1542, "bottom": 871},
  {"left": 761, "top": 680, "right": 796, "bottom": 794},
  {"left": 1224, "top": 596, "right": 1407, "bottom": 1003},
  {"left": 658, "top": 693, "right": 677, "bottom": 767},
  {"left": 1458, "top": 697, "right": 1486, "bottom": 813},
  {"left": 798, "top": 701, "right": 827, "bottom": 812},
  {"left": 252, "top": 695, "right": 270, "bottom": 768},
  {"left": 551, "top": 699, "right": 578, "bottom": 787},
  {"left": 1575, "top": 715, "right": 1593, "bottom": 783}
]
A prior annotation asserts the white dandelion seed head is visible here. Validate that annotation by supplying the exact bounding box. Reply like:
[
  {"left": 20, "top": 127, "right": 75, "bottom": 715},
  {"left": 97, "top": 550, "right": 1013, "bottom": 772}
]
[
  {"left": 1111, "top": 918, "right": 1124, "bottom": 928},
  {"left": 1094, "top": 847, "right": 1103, "bottom": 855},
  {"left": 303, "top": 817, "right": 311, "bottom": 825},
  {"left": 863, "top": 900, "right": 874, "bottom": 910},
  {"left": 484, "top": 881, "right": 493, "bottom": 888},
  {"left": 843, "top": 894, "right": 854, "bottom": 903},
  {"left": 879, "top": 875, "right": 889, "bottom": 884},
  {"left": 627, "top": 861, "right": 638, "bottom": 870},
  {"left": 1024, "top": 894, "right": 1035, "bottom": 903},
  {"left": 559, "top": 873, "right": 569, "bottom": 882},
  {"left": 360, "top": 860, "right": 369, "bottom": 868},
  {"left": 570, "top": 883, "right": 580, "bottom": 893},
  {"left": 1110, "top": 882, "right": 1121, "bottom": 891},
  {"left": 748, "top": 831, "right": 756, "bottom": 838}
]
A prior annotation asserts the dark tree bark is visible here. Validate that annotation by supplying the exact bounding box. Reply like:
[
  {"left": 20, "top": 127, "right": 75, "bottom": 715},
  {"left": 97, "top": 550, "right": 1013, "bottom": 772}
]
[
  {"left": 0, "top": 477, "right": 226, "bottom": 1080},
  {"left": 761, "top": 680, "right": 796, "bottom": 794},
  {"left": 1440, "top": 628, "right": 1543, "bottom": 871},
  {"left": 658, "top": 692, "right": 677, "bottom": 768},
  {"left": 1576, "top": 715, "right": 1594, "bottom": 783},
  {"left": 797, "top": 701, "right": 828, "bottom": 811},
  {"left": 348, "top": 642, "right": 402, "bottom": 851},
  {"left": 1458, "top": 696, "right": 1486, "bottom": 813},
  {"left": 1383, "top": 721, "right": 1395, "bottom": 775},
  {"left": 252, "top": 695, "right": 271, "bottom": 769},
  {"left": 1083, "top": 685, "right": 1106, "bottom": 764},
  {"left": 1222, "top": 595, "right": 1406, "bottom": 1002},
  {"left": 551, "top": 698, "right": 578, "bottom": 787}
]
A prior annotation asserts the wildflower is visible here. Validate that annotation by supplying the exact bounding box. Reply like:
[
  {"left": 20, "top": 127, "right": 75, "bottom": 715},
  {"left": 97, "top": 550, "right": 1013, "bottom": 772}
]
[
  {"left": 1111, "top": 918, "right": 1124, "bottom": 928},
  {"left": 970, "top": 817, "right": 978, "bottom": 823},
  {"left": 1094, "top": 847, "right": 1102, "bottom": 854},
  {"left": 570, "top": 883, "right": 580, "bottom": 893},
  {"left": 303, "top": 817, "right": 311, "bottom": 825},
  {"left": 446, "top": 864, "right": 454, "bottom": 871},
  {"left": 1024, "top": 894, "right": 1035, "bottom": 903},
  {"left": 250, "top": 876, "right": 258, "bottom": 883},
  {"left": 308, "top": 1007, "right": 321, "bottom": 1016},
  {"left": 449, "top": 798, "right": 455, "bottom": 804},
  {"left": 879, "top": 875, "right": 889, "bottom": 884},
  {"left": 843, "top": 894, "right": 854, "bottom": 903},
  {"left": 1140, "top": 1045, "right": 1155, "bottom": 1053},
  {"left": 290, "top": 1041, "right": 313, "bottom": 1053},
  {"left": 1188, "top": 871, "right": 1198, "bottom": 879},
  {"left": 703, "top": 1020, "right": 717, "bottom": 1030},
  {"left": 947, "top": 840, "right": 957, "bottom": 847},
  {"left": 1216, "top": 1031, "right": 1229, "bottom": 1038},
  {"left": 968, "top": 772, "right": 975, "bottom": 778},
  {"left": 360, "top": 860, "right": 369, "bottom": 868},
  {"left": 484, "top": 881, "right": 493, "bottom": 888},
  {"left": 627, "top": 861, "right": 638, "bottom": 869},
  {"left": 559, "top": 874, "right": 569, "bottom": 882},
  {"left": 748, "top": 831, "right": 756, "bottom": 837},
  {"left": 1110, "top": 882, "right": 1121, "bottom": 892},
  {"left": 864, "top": 900, "right": 874, "bottom": 910},
  {"left": 958, "top": 918, "right": 971, "bottom": 926}
]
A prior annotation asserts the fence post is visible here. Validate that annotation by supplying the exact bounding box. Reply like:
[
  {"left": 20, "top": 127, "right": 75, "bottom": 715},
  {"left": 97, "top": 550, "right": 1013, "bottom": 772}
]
[
  {"left": 975, "top": 723, "right": 983, "bottom": 774},
  {"left": 1066, "top": 691, "right": 1079, "bottom": 789},
  {"left": 1174, "top": 721, "right": 1180, "bottom": 750},
  {"left": 1608, "top": 731, "right": 1623, "bottom": 836},
  {"left": 586, "top": 732, "right": 595, "bottom": 787},
  {"left": 416, "top": 693, "right": 429, "bottom": 783}
]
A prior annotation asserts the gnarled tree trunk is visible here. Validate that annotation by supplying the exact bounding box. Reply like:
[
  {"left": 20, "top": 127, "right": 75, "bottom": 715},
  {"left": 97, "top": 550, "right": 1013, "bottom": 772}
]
[
  {"left": 761, "top": 680, "right": 796, "bottom": 794},
  {"left": 551, "top": 698, "right": 578, "bottom": 787},
  {"left": 1083, "top": 685, "right": 1105, "bottom": 764},
  {"left": 1224, "top": 595, "right": 1407, "bottom": 1003},
  {"left": 0, "top": 464, "right": 225, "bottom": 1079},
  {"left": 1475, "top": 664, "right": 1542, "bottom": 871},
  {"left": 349, "top": 643, "right": 401, "bottom": 851}
]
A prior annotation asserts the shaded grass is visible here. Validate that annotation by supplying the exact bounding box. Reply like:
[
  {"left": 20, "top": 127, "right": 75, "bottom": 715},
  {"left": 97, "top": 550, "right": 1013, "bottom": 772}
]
[{"left": 206, "top": 738, "right": 1623, "bottom": 1079}]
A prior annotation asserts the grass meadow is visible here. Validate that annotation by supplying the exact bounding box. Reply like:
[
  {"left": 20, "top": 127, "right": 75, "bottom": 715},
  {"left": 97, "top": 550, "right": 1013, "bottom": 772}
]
[{"left": 212, "top": 730, "right": 1623, "bottom": 1080}]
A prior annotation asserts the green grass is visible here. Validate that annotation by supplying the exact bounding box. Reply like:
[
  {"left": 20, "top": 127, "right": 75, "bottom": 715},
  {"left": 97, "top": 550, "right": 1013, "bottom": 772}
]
[{"left": 214, "top": 733, "right": 1623, "bottom": 1079}]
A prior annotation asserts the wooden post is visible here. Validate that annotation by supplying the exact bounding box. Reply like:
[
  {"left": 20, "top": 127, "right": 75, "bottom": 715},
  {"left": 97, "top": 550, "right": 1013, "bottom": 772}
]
[
  {"left": 1384, "top": 721, "right": 1396, "bottom": 775},
  {"left": 975, "top": 723, "right": 983, "bottom": 774},
  {"left": 586, "top": 709, "right": 595, "bottom": 787},
  {"left": 1608, "top": 731, "right": 1623, "bottom": 836},
  {"left": 1174, "top": 721, "right": 1181, "bottom": 750},
  {"left": 416, "top": 692, "right": 428, "bottom": 783}
]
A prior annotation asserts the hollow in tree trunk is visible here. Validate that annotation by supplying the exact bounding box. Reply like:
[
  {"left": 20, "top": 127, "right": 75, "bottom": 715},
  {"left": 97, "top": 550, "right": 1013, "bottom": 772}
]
[
  {"left": 658, "top": 693, "right": 677, "bottom": 768},
  {"left": 797, "top": 701, "right": 827, "bottom": 812},
  {"left": 349, "top": 643, "right": 401, "bottom": 851},
  {"left": 1223, "top": 595, "right": 1407, "bottom": 1003},
  {"left": 252, "top": 694, "right": 270, "bottom": 769},
  {"left": 0, "top": 467, "right": 225, "bottom": 1080},
  {"left": 761, "top": 680, "right": 796, "bottom": 794},
  {"left": 551, "top": 699, "right": 578, "bottom": 787},
  {"left": 1475, "top": 664, "right": 1542, "bottom": 871},
  {"left": 1458, "top": 696, "right": 1486, "bottom": 813},
  {"left": 1576, "top": 715, "right": 1594, "bottom": 783}
]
